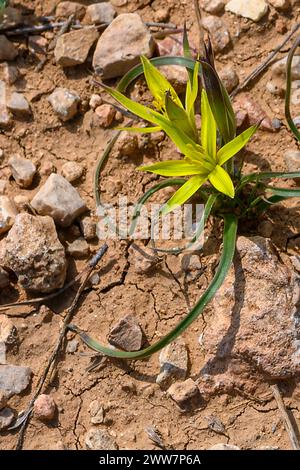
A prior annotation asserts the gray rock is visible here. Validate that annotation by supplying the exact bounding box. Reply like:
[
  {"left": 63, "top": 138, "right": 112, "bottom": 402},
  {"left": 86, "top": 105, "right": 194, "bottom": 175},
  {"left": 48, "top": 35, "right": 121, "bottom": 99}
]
[
  {"left": 66, "top": 339, "right": 79, "bottom": 353},
  {"left": 219, "top": 66, "right": 239, "bottom": 93},
  {"left": 0, "top": 213, "right": 67, "bottom": 293},
  {"left": 271, "top": 55, "right": 300, "bottom": 80},
  {"left": 0, "top": 196, "right": 18, "bottom": 234},
  {"left": 89, "top": 400, "right": 104, "bottom": 424},
  {"left": 31, "top": 173, "right": 87, "bottom": 227},
  {"left": 48, "top": 88, "right": 80, "bottom": 122},
  {"left": 108, "top": 314, "right": 143, "bottom": 351},
  {"left": 93, "top": 13, "right": 155, "bottom": 79},
  {"left": 225, "top": 0, "right": 268, "bottom": 21},
  {"left": 202, "top": 16, "right": 230, "bottom": 53},
  {"left": 61, "top": 161, "right": 84, "bottom": 183},
  {"left": 86, "top": 3, "right": 116, "bottom": 24},
  {"left": 56, "top": 1, "right": 86, "bottom": 20},
  {"left": 0, "top": 35, "right": 18, "bottom": 61},
  {"left": 0, "top": 407, "right": 14, "bottom": 430},
  {"left": 209, "top": 443, "right": 240, "bottom": 450},
  {"left": 266, "top": 79, "right": 285, "bottom": 97},
  {"left": 85, "top": 428, "right": 118, "bottom": 450},
  {"left": 202, "top": 0, "right": 225, "bottom": 14},
  {"left": 167, "top": 378, "right": 200, "bottom": 407},
  {"left": 291, "top": 89, "right": 300, "bottom": 106},
  {"left": 283, "top": 150, "right": 300, "bottom": 180},
  {"left": 55, "top": 27, "right": 99, "bottom": 67},
  {"left": 79, "top": 215, "right": 97, "bottom": 241},
  {"left": 7, "top": 92, "right": 31, "bottom": 117},
  {"left": 67, "top": 238, "right": 90, "bottom": 258},
  {"left": 8, "top": 155, "right": 36, "bottom": 188},
  {"left": 0, "top": 104, "right": 12, "bottom": 128},
  {"left": 156, "top": 339, "right": 188, "bottom": 388},
  {"left": 0, "top": 62, "right": 19, "bottom": 85},
  {"left": 0, "top": 364, "right": 32, "bottom": 398}
]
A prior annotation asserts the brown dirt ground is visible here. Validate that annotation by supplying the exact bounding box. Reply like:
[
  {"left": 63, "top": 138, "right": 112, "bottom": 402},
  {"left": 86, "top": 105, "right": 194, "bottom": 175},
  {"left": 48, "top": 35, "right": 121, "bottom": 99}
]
[{"left": 0, "top": 0, "right": 300, "bottom": 450}]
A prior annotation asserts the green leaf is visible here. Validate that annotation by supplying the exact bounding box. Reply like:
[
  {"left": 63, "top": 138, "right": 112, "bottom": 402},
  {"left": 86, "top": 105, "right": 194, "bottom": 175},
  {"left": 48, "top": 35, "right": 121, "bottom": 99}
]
[
  {"left": 201, "top": 89, "right": 217, "bottom": 159},
  {"left": 217, "top": 124, "right": 258, "bottom": 166},
  {"left": 265, "top": 187, "right": 300, "bottom": 198},
  {"left": 140, "top": 55, "right": 182, "bottom": 110},
  {"left": 161, "top": 174, "right": 207, "bottom": 215},
  {"left": 165, "top": 92, "right": 196, "bottom": 140},
  {"left": 185, "top": 60, "right": 200, "bottom": 131},
  {"left": 138, "top": 160, "right": 205, "bottom": 176},
  {"left": 117, "top": 126, "right": 161, "bottom": 133},
  {"left": 208, "top": 165, "right": 235, "bottom": 198},
  {"left": 68, "top": 214, "right": 238, "bottom": 359},
  {"left": 240, "top": 171, "right": 300, "bottom": 186}
]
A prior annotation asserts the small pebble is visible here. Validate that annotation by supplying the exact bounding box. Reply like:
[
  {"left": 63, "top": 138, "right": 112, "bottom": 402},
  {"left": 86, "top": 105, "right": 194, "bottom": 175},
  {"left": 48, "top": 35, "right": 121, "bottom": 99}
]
[
  {"left": 9, "top": 155, "right": 36, "bottom": 188},
  {"left": 67, "top": 238, "right": 90, "bottom": 258},
  {"left": 34, "top": 394, "right": 56, "bottom": 421},
  {"left": 61, "top": 161, "right": 84, "bottom": 183}
]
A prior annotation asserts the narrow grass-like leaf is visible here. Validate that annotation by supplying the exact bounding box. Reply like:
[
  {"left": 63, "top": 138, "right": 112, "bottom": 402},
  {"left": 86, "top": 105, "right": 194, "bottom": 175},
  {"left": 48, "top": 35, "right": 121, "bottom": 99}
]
[
  {"left": 165, "top": 92, "right": 196, "bottom": 140},
  {"left": 265, "top": 187, "right": 300, "bottom": 198},
  {"left": 240, "top": 171, "right": 300, "bottom": 186},
  {"left": 117, "top": 126, "right": 161, "bottom": 133},
  {"left": 68, "top": 215, "right": 238, "bottom": 359},
  {"left": 138, "top": 160, "right": 204, "bottom": 176},
  {"left": 201, "top": 89, "right": 217, "bottom": 158}
]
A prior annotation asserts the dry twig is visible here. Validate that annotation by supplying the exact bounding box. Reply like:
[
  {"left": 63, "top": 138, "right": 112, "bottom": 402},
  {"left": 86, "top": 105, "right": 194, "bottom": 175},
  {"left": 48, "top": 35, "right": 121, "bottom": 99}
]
[{"left": 271, "top": 384, "right": 300, "bottom": 450}]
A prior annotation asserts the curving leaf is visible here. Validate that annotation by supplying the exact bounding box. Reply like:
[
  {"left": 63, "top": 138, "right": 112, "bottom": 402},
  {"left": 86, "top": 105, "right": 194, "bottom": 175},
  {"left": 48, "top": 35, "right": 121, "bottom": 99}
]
[
  {"left": 161, "top": 174, "right": 207, "bottom": 215},
  {"left": 217, "top": 124, "right": 258, "bottom": 166},
  {"left": 138, "top": 160, "right": 205, "bottom": 176},
  {"left": 201, "top": 89, "right": 217, "bottom": 159},
  {"left": 165, "top": 92, "right": 196, "bottom": 140},
  {"left": 208, "top": 165, "right": 234, "bottom": 198},
  {"left": 117, "top": 126, "right": 161, "bottom": 133}
]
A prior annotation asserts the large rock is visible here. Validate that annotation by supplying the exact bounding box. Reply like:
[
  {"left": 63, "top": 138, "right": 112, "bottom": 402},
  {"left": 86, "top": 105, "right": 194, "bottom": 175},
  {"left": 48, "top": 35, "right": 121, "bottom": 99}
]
[
  {"left": 93, "top": 13, "right": 155, "bottom": 79},
  {"left": 225, "top": 0, "right": 268, "bottom": 22},
  {"left": 200, "top": 237, "right": 300, "bottom": 396},
  {"left": 31, "top": 173, "right": 86, "bottom": 227},
  {"left": 0, "top": 213, "right": 67, "bottom": 293},
  {"left": 0, "top": 364, "right": 32, "bottom": 398},
  {"left": 54, "top": 28, "right": 99, "bottom": 67}
]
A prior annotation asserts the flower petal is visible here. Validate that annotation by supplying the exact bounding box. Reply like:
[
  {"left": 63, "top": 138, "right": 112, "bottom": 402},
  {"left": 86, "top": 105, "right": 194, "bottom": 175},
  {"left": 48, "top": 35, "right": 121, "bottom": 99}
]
[
  {"left": 161, "top": 174, "right": 207, "bottom": 215},
  {"left": 138, "top": 160, "right": 204, "bottom": 176},
  {"left": 217, "top": 124, "right": 258, "bottom": 166},
  {"left": 201, "top": 89, "right": 217, "bottom": 159},
  {"left": 208, "top": 165, "right": 235, "bottom": 198}
]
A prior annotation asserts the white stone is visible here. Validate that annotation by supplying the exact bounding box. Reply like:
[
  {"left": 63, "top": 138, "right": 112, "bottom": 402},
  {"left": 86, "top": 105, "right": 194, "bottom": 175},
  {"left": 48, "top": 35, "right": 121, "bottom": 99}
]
[
  {"left": 226, "top": 0, "right": 268, "bottom": 22},
  {"left": 7, "top": 92, "right": 31, "bottom": 117},
  {"left": 86, "top": 3, "right": 116, "bottom": 24},
  {"left": 48, "top": 88, "right": 80, "bottom": 121},
  {"left": 8, "top": 155, "right": 36, "bottom": 188},
  {"left": 0, "top": 196, "right": 18, "bottom": 234}
]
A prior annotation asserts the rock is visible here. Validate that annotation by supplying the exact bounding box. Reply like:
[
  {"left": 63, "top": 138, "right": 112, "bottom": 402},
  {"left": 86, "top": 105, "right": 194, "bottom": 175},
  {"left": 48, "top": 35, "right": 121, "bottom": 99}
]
[
  {"left": 31, "top": 173, "right": 87, "bottom": 227},
  {"left": 156, "top": 339, "right": 188, "bottom": 388},
  {"left": 202, "top": 0, "right": 225, "bottom": 14},
  {"left": 55, "top": 27, "right": 99, "bottom": 67},
  {"left": 156, "top": 65, "right": 188, "bottom": 95},
  {"left": 283, "top": 150, "right": 300, "bottom": 180},
  {"left": 94, "top": 104, "right": 115, "bottom": 127},
  {"left": 0, "top": 62, "right": 19, "bottom": 85},
  {"left": 0, "top": 342, "right": 5, "bottom": 365},
  {"left": 226, "top": 0, "right": 268, "bottom": 21},
  {"left": 66, "top": 339, "right": 78, "bottom": 353},
  {"left": 258, "top": 220, "right": 273, "bottom": 238},
  {"left": 34, "top": 394, "right": 56, "bottom": 421},
  {"left": 67, "top": 238, "right": 90, "bottom": 258},
  {"left": 219, "top": 66, "right": 239, "bottom": 93},
  {"left": 48, "top": 88, "right": 80, "bottom": 122},
  {"left": 0, "top": 364, "right": 32, "bottom": 398},
  {"left": 61, "top": 161, "right": 84, "bottom": 183},
  {"left": 89, "top": 400, "right": 104, "bottom": 424},
  {"left": 85, "top": 3, "right": 116, "bottom": 24},
  {"left": 268, "top": 0, "right": 290, "bottom": 10},
  {"left": 108, "top": 314, "right": 143, "bottom": 352},
  {"left": 89, "top": 93, "right": 102, "bottom": 109},
  {"left": 0, "top": 35, "right": 18, "bottom": 61},
  {"left": 291, "top": 255, "right": 300, "bottom": 273},
  {"left": 8, "top": 155, "right": 36, "bottom": 188},
  {"left": 0, "top": 268, "right": 9, "bottom": 289},
  {"left": 79, "top": 215, "right": 97, "bottom": 241},
  {"left": 154, "top": 7, "right": 170, "bottom": 22},
  {"left": 200, "top": 236, "right": 300, "bottom": 396},
  {"left": 56, "top": 1, "right": 86, "bottom": 20},
  {"left": 7, "top": 92, "right": 31, "bottom": 117},
  {"left": 202, "top": 16, "right": 231, "bottom": 53},
  {"left": 0, "top": 213, "right": 67, "bottom": 293},
  {"left": 1, "top": 7, "right": 23, "bottom": 28},
  {"left": 28, "top": 35, "right": 48, "bottom": 55},
  {"left": 167, "top": 379, "right": 200, "bottom": 407},
  {"left": 271, "top": 55, "right": 300, "bottom": 80},
  {"left": 209, "top": 443, "right": 240, "bottom": 450},
  {"left": 0, "top": 104, "right": 12, "bottom": 128},
  {"left": 85, "top": 428, "right": 118, "bottom": 450},
  {"left": 0, "top": 407, "right": 14, "bottom": 430},
  {"left": 291, "top": 89, "right": 300, "bottom": 106},
  {"left": 113, "top": 131, "right": 138, "bottom": 157},
  {"left": 39, "top": 305, "right": 53, "bottom": 323},
  {"left": 13, "top": 195, "right": 29, "bottom": 212},
  {"left": 265, "top": 79, "right": 285, "bottom": 97},
  {"left": 0, "top": 317, "right": 16, "bottom": 345},
  {"left": 0, "top": 196, "right": 18, "bottom": 234},
  {"left": 0, "top": 390, "right": 7, "bottom": 409},
  {"left": 111, "top": 0, "right": 127, "bottom": 5},
  {"left": 233, "top": 94, "right": 274, "bottom": 131},
  {"left": 93, "top": 13, "right": 155, "bottom": 79}
]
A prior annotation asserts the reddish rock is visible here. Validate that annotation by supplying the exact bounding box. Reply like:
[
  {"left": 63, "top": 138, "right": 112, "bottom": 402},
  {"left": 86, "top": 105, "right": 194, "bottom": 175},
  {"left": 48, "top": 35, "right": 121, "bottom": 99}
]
[
  {"left": 34, "top": 394, "right": 56, "bottom": 421},
  {"left": 167, "top": 378, "right": 200, "bottom": 407}
]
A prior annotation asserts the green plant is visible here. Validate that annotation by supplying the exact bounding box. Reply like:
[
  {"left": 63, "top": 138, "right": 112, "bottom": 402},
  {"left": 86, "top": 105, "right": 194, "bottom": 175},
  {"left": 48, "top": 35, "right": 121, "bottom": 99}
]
[{"left": 68, "top": 35, "right": 300, "bottom": 360}]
